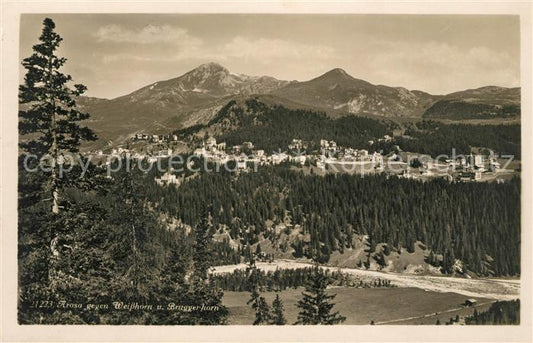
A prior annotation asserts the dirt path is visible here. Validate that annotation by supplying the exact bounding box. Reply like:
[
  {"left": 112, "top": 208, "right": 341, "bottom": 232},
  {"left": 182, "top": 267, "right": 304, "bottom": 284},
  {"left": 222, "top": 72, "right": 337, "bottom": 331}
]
[
  {"left": 212, "top": 259, "right": 519, "bottom": 300},
  {"left": 374, "top": 301, "right": 496, "bottom": 325}
]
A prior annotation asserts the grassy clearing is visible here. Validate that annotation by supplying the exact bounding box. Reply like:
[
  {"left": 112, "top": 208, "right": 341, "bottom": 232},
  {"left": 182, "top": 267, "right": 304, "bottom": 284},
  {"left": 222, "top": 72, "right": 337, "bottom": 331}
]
[
  {"left": 223, "top": 287, "right": 489, "bottom": 325},
  {"left": 388, "top": 302, "right": 494, "bottom": 325}
]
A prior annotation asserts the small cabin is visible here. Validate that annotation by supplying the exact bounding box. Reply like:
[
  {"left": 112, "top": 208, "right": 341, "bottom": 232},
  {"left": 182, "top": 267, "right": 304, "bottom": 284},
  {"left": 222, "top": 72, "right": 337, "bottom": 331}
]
[{"left": 464, "top": 299, "right": 477, "bottom": 307}]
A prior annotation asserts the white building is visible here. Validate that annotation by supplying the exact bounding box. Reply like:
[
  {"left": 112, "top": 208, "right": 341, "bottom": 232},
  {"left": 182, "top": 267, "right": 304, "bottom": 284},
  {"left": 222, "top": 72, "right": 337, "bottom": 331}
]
[
  {"left": 289, "top": 139, "right": 304, "bottom": 150},
  {"left": 468, "top": 154, "right": 484, "bottom": 168},
  {"left": 216, "top": 153, "right": 229, "bottom": 164},
  {"left": 155, "top": 172, "right": 182, "bottom": 186},
  {"left": 157, "top": 149, "right": 172, "bottom": 157},
  {"left": 489, "top": 161, "right": 501, "bottom": 172},
  {"left": 206, "top": 137, "right": 217, "bottom": 147},
  {"left": 194, "top": 148, "right": 206, "bottom": 156},
  {"left": 243, "top": 141, "right": 254, "bottom": 149},
  {"left": 294, "top": 155, "right": 307, "bottom": 166},
  {"left": 272, "top": 153, "right": 289, "bottom": 165},
  {"left": 371, "top": 152, "right": 383, "bottom": 165}
]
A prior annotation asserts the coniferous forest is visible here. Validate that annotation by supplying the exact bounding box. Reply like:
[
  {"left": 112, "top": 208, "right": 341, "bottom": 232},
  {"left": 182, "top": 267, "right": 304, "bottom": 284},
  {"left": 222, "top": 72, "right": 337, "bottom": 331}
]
[
  {"left": 176, "top": 98, "right": 391, "bottom": 153},
  {"left": 211, "top": 267, "right": 394, "bottom": 292},
  {"left": 145, "top": 166, "right": 520, "bottom": 276},
  {"left": 177, "top": 100, "right": 521, "bottom": 160},
  {"left": 17, "top": 18, "right": 229, "bottom": 325},
  {"left": 397, "top": 121, "right": 521, "bottom": 158},
  {"left": 464, "top": 300, "right": 520, "bottom": 325}
]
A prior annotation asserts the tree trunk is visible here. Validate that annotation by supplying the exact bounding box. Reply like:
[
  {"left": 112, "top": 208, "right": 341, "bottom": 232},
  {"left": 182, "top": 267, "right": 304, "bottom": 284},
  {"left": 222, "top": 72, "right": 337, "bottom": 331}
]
[
  {"left": 50, "top": 98, "right": 59, "bottom": 214},
  {"left": 48, "top": 56, "right": 59, "bottom": 215},
  {"left": 48, "top": 57, "right": 60, "bottom": 277}
]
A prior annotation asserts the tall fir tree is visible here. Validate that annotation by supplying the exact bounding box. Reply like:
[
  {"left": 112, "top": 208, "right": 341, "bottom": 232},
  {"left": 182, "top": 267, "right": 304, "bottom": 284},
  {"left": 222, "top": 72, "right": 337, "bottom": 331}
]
[
  {"left": 295, "top": 265, "right": 346, "bottom": 325},
  {"left": 109, "top": 159, "right": 160, "bottom": 299},
  {"left": 246, "top": 255, "right": 271, "bottom": 325},
  {"left": 185, "top": 212, "right": 228, "bottom": 325},
  {"left": 192, "top": 213, "right": 214, "bottom": 279},
  {"left": 270, "top": 293, "right": 286, "bottom": 325},
  {"left": 18, "top": 18, "right": 97, "bottom": 281},
  {"left": 18, "top": 18, "right": 99, "bottom": 317},
  {"left": 19, "top": 17, "right": 96, "bottom": 214},
  {"left": 155, "top": 232, "right": 192, "bottom": 325}
]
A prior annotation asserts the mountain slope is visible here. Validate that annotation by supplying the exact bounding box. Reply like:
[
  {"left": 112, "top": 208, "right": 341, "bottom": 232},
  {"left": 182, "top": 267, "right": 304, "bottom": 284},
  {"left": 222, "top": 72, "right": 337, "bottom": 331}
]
[
  {"left": 127, "top": 62, "right": 290, "bottom": 101},
  {"left": 423, "top": 86, "right": 520, "bottom": 120},
  {"left": 76, "top": 63, "right": 521, "bottom": 148},
  {"left": 173, "top": 97, "right": 391, "bottom": 153},
  {"left": 78, "top": 63, "right": 291, "bottom": 148},
  {"left": 271, "top": 68, "right": 440, "bottom": 117}
]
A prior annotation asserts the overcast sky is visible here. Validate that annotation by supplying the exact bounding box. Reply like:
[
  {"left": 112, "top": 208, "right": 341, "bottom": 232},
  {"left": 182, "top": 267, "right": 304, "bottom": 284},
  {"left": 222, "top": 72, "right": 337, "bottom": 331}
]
[{"left": 19, "top": 14, "right": 520, "bottom": 99}]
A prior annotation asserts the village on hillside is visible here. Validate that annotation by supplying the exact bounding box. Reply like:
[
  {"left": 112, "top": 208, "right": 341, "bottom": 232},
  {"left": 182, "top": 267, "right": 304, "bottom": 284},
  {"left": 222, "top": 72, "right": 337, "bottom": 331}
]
[{"left": 82, "top": 131, "right": 519, "bottom": 188}]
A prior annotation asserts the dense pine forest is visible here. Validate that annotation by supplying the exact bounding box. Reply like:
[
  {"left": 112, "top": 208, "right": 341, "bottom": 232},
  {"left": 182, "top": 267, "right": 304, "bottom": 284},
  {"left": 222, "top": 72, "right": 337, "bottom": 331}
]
[
  {"left": 144, "top": 165, "right": 520, "bottom": 276},
  {"left": 424, "top": 100, "right": 520, "bottom": 120},
  {"left": 176, "top": 99, "right": 391, "bottom": 152},
  {"left": 465, "top": 300, "right": 520, "bottom": 325},
  {"left": 396, "top": 121, "right": 521, "bottom": 158},
  {"left": 177, "top": 100, "right": 521, "bottom": 161},
  {"left": 211, "top": 267, "right": 394, "bottom": 292},
  {"left": 17, "top": 18, "right": 230, "bottom": 325},
  {"left": 18, "top": 157, "right": 234, "bottom": 324}
]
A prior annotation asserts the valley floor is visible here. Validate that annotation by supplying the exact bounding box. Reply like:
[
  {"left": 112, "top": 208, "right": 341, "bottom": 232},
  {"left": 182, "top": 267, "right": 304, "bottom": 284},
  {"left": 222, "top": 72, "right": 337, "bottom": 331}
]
[
  {"left": 217, "top": 260, "right": 519, "bottom": 325},
  {"left": 222, "top": 287, "right": 493, "bottom": 325}
]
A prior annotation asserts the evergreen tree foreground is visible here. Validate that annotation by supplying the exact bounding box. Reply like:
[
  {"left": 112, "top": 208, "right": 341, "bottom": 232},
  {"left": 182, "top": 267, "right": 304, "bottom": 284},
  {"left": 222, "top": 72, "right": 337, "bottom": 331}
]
[{"left": 295, "top": 265, "right": 346, "bottom": 325}]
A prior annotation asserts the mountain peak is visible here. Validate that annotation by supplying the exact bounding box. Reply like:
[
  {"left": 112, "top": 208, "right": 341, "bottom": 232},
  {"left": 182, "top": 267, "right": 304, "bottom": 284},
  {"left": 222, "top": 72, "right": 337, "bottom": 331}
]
[
  {"left": 312, "top": 68, "right": 357, "bottom": 82},
  {"left": 329, "top": 67, "right": 348, "bottom": 75},
  {"left": 195, "top": 62, "right": 228, "bottom": 73},
  {"left": 324, "top": 68, "right": 352, "bottom": 77}
]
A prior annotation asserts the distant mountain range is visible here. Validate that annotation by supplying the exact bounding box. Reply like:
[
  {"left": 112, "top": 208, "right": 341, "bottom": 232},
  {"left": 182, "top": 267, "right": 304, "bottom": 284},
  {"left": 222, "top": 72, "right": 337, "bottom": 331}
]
[
  {"left": 75, "top": 62, "right": 520, "bottom": 148},
  {"left": 423, "top": 86, "right": 520, "bottom": 120},
  {"left": 272, "top": 68, "right": 438, "bottom": 117}
]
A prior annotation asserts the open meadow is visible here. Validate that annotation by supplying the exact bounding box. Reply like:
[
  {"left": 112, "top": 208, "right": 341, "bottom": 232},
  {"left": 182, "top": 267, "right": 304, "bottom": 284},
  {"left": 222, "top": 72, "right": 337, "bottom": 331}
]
[{"left": 223, "top": 287, "right": 492, "bottom": 325}]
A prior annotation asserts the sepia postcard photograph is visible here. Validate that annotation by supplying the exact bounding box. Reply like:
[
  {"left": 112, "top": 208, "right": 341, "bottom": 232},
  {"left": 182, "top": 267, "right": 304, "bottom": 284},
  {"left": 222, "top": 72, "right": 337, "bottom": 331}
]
[{"left": 1, "top": 1, "right": 532, "bottom": 342}]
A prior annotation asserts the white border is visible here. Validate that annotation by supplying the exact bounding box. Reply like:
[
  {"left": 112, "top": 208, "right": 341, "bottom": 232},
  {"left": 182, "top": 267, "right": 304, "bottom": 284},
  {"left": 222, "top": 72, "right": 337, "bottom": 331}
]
[{"left": 2, "top": 1, "right": 532, "bottom": 342}]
